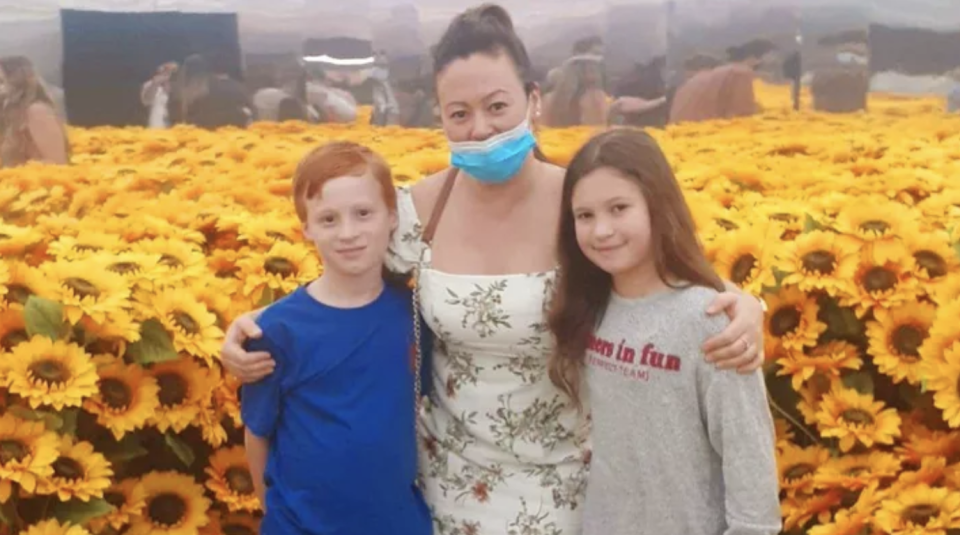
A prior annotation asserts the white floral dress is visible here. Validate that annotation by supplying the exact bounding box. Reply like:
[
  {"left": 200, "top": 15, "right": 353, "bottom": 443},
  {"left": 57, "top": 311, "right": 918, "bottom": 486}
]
[{"left": 387, "top": 186, "right": 590, "bottom": 535}]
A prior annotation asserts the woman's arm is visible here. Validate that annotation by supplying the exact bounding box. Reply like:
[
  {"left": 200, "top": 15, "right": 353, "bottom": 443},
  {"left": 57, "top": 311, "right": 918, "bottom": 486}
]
[
  {"left": 701, "top": 282, "right": 765, "bottom": 373},
  {"left": 26, "top": 104, "right": 68, "bottom": 165},
  {"left": 580, "top": 89, "right": 610, "bottom": 126},
  {"left": 220, "top": 307, "right": 273, "bottom": 382}
]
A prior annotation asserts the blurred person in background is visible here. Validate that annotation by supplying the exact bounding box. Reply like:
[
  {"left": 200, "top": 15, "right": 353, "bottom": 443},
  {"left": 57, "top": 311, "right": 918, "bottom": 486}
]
[
  {"left": 253, "top": 62, "right": 315, "bottom": 123},
  {"left": 669, "top": 39, "right": 777, "bottom": 124},
  {"left": 541, "top": 55, "right": 608, "bottom": 127},
  {"left": 370, "top": 50, "right": 400, "bottom": 126},
  {"left": 142, "top": 61, "right": 178, "bottom": 128},
  {"left": 948, "top": 68, "right": 960, "bottom": 113},
  {"left": 305, "top": 66, "right": 359, "bottom": 123},
  {"left": 168, "top": 54, "right": 253, "bottom": 129},
  {"left": 0, "top": 56, "right": 70, "bottom": 168}
]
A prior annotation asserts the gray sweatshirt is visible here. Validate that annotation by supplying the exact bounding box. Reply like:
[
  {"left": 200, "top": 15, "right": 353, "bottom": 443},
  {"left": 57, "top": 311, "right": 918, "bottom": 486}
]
[{"left": 581, "top": 285, "right": 782, "bottom": 535}]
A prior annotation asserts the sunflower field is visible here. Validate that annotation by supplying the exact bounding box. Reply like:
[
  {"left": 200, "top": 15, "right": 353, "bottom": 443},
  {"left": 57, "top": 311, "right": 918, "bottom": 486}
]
[{"left": 0, "top": 85, "right": 959, "bottom": 535}]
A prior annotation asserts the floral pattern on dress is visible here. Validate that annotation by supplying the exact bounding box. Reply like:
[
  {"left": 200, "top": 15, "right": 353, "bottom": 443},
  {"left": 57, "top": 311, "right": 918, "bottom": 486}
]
[{"left": 388, "top": 186, "right": 590, "bottom": 535}]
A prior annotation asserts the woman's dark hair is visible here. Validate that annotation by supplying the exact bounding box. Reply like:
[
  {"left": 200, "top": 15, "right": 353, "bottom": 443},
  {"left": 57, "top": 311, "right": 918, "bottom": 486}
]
[
  {"left": 169, "top": 54, "right": 211, "bottom": 124},
  {"left": 431, "top": 3, "right": 548, "bottom": 160},
  {"left": 547, "top": 128, "right": 723, "bottom": 409},
  {"left": 727, "top": 39, "right": 777, "bottom": 63}
]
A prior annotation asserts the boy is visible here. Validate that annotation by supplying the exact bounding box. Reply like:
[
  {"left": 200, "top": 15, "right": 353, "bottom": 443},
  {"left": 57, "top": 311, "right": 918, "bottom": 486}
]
[{"left": 241, "top": 141, "right": 432, "bottom": 535}]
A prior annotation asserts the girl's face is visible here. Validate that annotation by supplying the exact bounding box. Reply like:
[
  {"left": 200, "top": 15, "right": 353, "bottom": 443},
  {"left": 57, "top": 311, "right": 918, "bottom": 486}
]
[
  {"left": 435, "top": 52, "right": 538, "bottom": 143},
  {"left": 571, "top": 166, "right": 654, "bottom": 284}
]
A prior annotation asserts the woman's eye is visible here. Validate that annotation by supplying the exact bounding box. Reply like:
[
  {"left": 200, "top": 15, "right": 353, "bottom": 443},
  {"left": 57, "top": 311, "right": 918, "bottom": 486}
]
[
  {"left": 490, "top": 102, "right": 507, "bottom": 112},
  {"left": 612, "top": 204, "right": 629, "bottom": 213}
]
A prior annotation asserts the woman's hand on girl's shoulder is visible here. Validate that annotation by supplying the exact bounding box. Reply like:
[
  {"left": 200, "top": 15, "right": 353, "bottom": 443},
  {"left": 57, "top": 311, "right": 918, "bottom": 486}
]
[
  {"left": 220, "top": 309, "right": 275, "bottom": 383},
  {"left": 700, "top": 289, "right": 764, "bottom": 374}
]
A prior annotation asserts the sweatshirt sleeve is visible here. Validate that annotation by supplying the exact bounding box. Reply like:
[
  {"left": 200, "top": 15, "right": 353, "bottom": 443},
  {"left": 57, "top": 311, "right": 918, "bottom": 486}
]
[{"left": 698, "top": 318, "right": 782, "bottom": 535}]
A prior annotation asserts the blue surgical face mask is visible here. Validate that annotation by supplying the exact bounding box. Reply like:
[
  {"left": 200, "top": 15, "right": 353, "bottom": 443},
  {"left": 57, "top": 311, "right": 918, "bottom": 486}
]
[{"left": 448, "top": 119, "right": 537, "bottom": 184}]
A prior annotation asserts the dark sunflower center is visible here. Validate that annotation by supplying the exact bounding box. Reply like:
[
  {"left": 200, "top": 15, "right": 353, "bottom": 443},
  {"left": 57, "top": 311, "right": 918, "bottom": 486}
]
[
  {"left": 156, "top": 372, "right": 188, "bottom": 407},
  {"left": 859, "top": 220, "right": 890, "bottom": 235},
  {"left": 770, "top": 213, "right": 797, "bottom": 223},
  {"left": 0, "top": 233, "right": 10, "bottom": 239},
  {"left": 64, "top": 277, "right": 101, "bottom": 299},
  {"left": 0, "top": 439, "right": 27, "bottom": 464},
  {"left": 840, "top": 409, "right": 875, "bottom": 426},
  {"left": 215, "top": 266, "right": 240, "bottom": 278},
  {"left": 7, "top": 284, "right": 33, "bottom": 305},
  {"left": 99, "top": 378, "right": 132, "bottom": 410},
  {"left": 1, "top": 329, "right": 29, "bottom": 351},
  {"left": 104, "top": 491, "right": 126, "bottom": 508},
  {"left": 914, "top": 251, "right": 947, "bottom": 279},
  {"left": 226, "top": 467, "right": 255, "bottom": 494},
  {"left": 265, "top": 231, "right": 289, "bottom": 242},
  {"left": 781, "top": 229, "right": 800, "bottom": 241},
  {"left": 892, "top": 325, "right": 925, "bottom": 358},
  {"left": 843, "top": 466, "right": 869, "bottom": 476},
  {"left": 801, "top": 251, "right": 836, "bottom": 275},
  {"left": 902, "top": 503, "right": 939, "bottom": 526},
  {"left": 29, "top": 359, "right": 70, "bottom": 384},
  {"left": 148, "top": 493, "right": 186, "bottom": 527},
  {"left": 716, "top": 219, "right": 739, "bottom": 230},
  {"left": 784, "top": 463, "right": 815, "bottom": 480},
  {"left": 223, "top": 525, "right": 256, "bottom": 535},
  {"left": 52, "top": 456, "right": 85, "bottom": 480},
  {"left": 159, "top": 254, "right": 183, "bottom": 268},
  {"left": 108, "top": 262, "right": 140, "bottom": 275},
  {"left": 731, "top": 255, "right": 756, "bottom": 285},
  {"left": 172, "top": 311, "right": 200, "bottom": 335},
  {"left": 264, "top": 257, "right": 295, "bottom": 277},
  {"left": 770, "top": 307, "right": 801, "bottom": 337},
  {"left": 862, "top": 267, "right": 898, "bottom": 292},
  {"left": 74, "top": 244, "right": 101, "bottom": 253}
]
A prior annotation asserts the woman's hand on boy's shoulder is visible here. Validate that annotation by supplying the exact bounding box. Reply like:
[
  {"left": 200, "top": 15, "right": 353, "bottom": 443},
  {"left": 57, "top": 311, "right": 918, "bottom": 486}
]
[{"left": 221, "top": 310, "right": 276, "bottom": 383}]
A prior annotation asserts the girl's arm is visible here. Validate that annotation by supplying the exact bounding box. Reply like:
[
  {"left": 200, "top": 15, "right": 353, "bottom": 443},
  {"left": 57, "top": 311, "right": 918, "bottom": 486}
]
[{"left": 26, "top": 104, "right": 68, "bottom": 165}]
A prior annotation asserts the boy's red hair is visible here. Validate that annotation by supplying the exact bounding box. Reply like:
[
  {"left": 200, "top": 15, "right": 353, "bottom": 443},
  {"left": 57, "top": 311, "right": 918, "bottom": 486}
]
[{"left": 292, "top": 141, "right": 396, "bottom": 222}]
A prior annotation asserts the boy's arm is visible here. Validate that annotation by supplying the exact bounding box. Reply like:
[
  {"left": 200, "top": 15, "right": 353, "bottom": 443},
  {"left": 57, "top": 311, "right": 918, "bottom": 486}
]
[
  {"left": 245, "top": 428, "right": 269, "bottom": 509},
  {"left": 701, "top": 349, "right": 782, "bottom": 535}
]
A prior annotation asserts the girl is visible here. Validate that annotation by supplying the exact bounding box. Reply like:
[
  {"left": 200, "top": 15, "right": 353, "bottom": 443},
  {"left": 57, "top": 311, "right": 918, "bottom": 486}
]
[
  {"left": 548, "top": 128, "right": 781, "bottom": 535},
  {"left": 0, "top": 56, "right": 70, "bottom": 168}
]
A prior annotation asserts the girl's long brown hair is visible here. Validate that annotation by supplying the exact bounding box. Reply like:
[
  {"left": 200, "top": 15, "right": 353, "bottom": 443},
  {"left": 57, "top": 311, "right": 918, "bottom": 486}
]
[
  {"left": 0, "top": 56, "right": 70, "bottom": 163},
  {"left": 547, "top": 128, "right": 723, "bottom": 409}
]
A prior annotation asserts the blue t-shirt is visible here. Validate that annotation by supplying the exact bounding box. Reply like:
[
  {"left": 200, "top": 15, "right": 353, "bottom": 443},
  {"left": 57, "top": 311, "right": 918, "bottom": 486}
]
[{"left": 241, "top": 284, "right": 432, "bottom": 535}]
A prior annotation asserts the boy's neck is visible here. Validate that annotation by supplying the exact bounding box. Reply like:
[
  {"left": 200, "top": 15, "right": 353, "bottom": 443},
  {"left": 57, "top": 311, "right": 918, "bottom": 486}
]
[{"left": 307, "top": 268, "right": 385, "bottom": 308}]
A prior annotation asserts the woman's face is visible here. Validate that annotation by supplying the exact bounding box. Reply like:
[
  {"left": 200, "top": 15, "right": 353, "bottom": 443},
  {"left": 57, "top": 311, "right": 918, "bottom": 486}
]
[{"left": 436, "top": 52, "right": 538, "bottom": 143}]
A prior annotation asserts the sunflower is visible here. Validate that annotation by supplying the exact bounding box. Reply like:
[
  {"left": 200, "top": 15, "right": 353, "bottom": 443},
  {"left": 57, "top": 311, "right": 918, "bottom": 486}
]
[
  {"left": 835, "top": 198, "right": 919, "bottom": 252},
  {"left": 84, "top": 358, "right": 161, "bottom": 440},
  {"left": 762, "top": 286, "right": 827, "bottom": 357},
  {"left": 130, "top": 237, "right": 208, "bottom": 283},
  {"left": 1, "top": 261, "right": 55, "bottom": 311},
  {"left": 932, "top": 273, "right": 960, "bottom": 306},
  {"left": 774, "top": 417, "right": 795, "bottom": 450},
  {"left": 798, "top": 374, "right": 841, "bottom": 426},
  {"left": 238, "top": 241, "right": 321, "bottom": 300},
  {"left": 782, "top": 490, "right": 844, "bottom": 532},
  {"left": 0, "top": 413, "right": 58, "bottom": 502},
  {"left": 841, "top": 242, "right": 920, "bottom": 318},
  {"left": 147, "top": 357, "right": 215, "bottom": 433},
  {"left": 920, "top": 300, "right": 960, "bottom": 369},
  {"left": 0, "top": 222, "right": 44, "bottom": 257},
  {"left": 777, "top": 230, "right": 859, "bottom": 298},
  {"left": 710, "top": 223, "right": 780, "bottom": 295},
  {"left": 816, "top": 385, "right": 903, "bottom": 452},
  {"left": 807, "top": 507, "right": 873, "bottom": 535},
  {"left": 235, "top": 211, "right": 300, "bottom": 249},
  {"left": 191, "top": 278, "right": 236, "bottom": 331},
  {"left": 128, "top": 471, "right": 211, "bottom": 535},
  {"left": 215, "top": 374, "right": 242, "bottom": 427},
  {"left": 778, "top": 443, "right": 830, "bottom": 496},
  {"left": 5, "top": 336, "right": 99, "bottom": 410},
  {"left": 814, "top": 451, "right": 902, "bottom": 491},
  {"left": 919, "top": 339, "right": 960, "bottom": 428},
  {"left": 145, "top": 288, "right": 223, "bottom": 365},
  {"left": 35, "top": 437, "right": 113, "bottom": 501},
  {"left": 776, "top": 341, "right": 863, "bottom": 390},
  {"left": 200, "top": 512, "right": 260, "bottom": 535},
  {"left": 867, "top": 302, "right": 937, "bottom": 385},
  {"left": 893, "top": 457, "right": 949, "bottom": 491},
  {"left": 22, "top": 519, "right": 91, "bottom": 535},
  {"left": 897, "top": 418, "right": 960, "bottom": 466},
  {"left": 901, "top": 228, "right": 959, "bottom": 285},
  {"left": 91, "top": 251, "right": 165, "bottom": 292},
  {"left": 89, "top": 478, "right": 147, "bottom": 532},
  {"left": 875, "top": 484, "right": 960, "bottom": 534},
  {"left": 43, "top": 257, "right": 132, "bottom": 325},
  {"left": 46, "top": 231, "right": 128, "bottom": 260},
  {"left": 0, "top": 308, "right": 29, "bottom": 352},
  {"left": 204, "top": 446, "right": 261, "bottom": 512},
  {"left": 207, "top": 248, "right": 242, "bottom": 280}
]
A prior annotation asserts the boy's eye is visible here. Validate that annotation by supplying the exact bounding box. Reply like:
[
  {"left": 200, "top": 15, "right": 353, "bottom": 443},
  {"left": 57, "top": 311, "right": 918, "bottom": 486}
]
[
  {"left": 357, "top": 208, "right": 372, "bottom": 218},
  {"left": 320, "top": 214, "right": 336, "bottom": 224}
]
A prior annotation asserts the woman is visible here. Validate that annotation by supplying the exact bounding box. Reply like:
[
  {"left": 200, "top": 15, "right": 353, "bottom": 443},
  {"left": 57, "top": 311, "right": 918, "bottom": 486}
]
[
  {"left": 542, "top": 55, "right": 609, "bottom": 127},
  {"left": 0, "top": 56, "right": 70, "bottom": 168},
  {"left": 253, "top": 62, "right": 314, "bottom": 123},
  {"left": 221, "top": 4, "right": 765, "bottom": 534},
  {"left": 168, "top": 54, "right": 252, "bottom": 129}
]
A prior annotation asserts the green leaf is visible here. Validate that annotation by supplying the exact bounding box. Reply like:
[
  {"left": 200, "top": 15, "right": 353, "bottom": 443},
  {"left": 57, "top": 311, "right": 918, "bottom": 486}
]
[
  {"left": 842, "top": 371, "right": 875, "bottom": 395},
  {"left": 7, "top": 405, "right": 64, "bottom": 431},
  {"left": 257, "top": 286, "right": 275, "bottom": 308},
  {"left": 127, "top": 319, "right": 178, "bottom": 365},
  {"left": 53, "top": 498, "right": 114, "bottom": 525},
  {"left": 953, "top": 240, "right": 960, "bottom": 262},
  {"left": 23, "top": 296, "right": 66, "bottom": 341},
  {"left": 102, "top": 434, "right": 149, "bottom": 463},
  {"left": 60, "top": 408, "right": 79, "bottom": 437},
  {"left": 165, "top": 432, "right": 195, "bottom": 467},
  {"left": 803, "top": 213, "right": 824, "bottom": 233}
]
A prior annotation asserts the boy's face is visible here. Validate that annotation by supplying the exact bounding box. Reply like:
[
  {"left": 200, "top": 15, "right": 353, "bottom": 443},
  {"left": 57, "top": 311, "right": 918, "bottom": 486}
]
[{"left": 301, "top": 173, "right": 397, "bottom": 278}]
